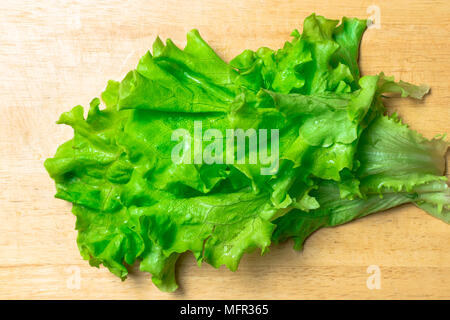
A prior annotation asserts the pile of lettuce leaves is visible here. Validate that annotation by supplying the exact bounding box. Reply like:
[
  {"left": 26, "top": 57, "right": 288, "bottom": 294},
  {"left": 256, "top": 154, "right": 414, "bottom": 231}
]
[{"left": 45, "top": 14, "right": 449, "bottom": 292}]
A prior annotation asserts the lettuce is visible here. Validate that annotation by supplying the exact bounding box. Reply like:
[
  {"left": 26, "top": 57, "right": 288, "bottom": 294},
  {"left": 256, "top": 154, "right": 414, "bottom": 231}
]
[{"left": 45, "top": 14, "right": 448, "bottom": 291}]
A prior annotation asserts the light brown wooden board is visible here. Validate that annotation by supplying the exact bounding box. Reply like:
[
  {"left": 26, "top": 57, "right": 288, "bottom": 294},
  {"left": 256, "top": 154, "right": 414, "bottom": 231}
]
[{"left": 0, "top": 0, "right": 449, "bottom": 299}]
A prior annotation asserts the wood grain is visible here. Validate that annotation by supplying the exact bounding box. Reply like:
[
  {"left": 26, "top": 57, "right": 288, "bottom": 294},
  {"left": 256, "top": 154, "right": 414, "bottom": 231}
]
[{"left": 0, "top": 0, "right": 448, "bottom": 299}]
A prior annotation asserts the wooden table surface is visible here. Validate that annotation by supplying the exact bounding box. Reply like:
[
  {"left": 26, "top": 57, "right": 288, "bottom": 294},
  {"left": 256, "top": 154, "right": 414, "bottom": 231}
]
[{"left": 0, "top": 0, "right": 449, "bottom": 299}]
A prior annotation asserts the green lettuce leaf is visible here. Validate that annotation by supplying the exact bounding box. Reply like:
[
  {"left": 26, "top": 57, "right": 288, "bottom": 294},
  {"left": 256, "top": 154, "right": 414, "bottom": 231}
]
[{"left": 44, "top": 14, "right": 448, "bottom": 292}]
